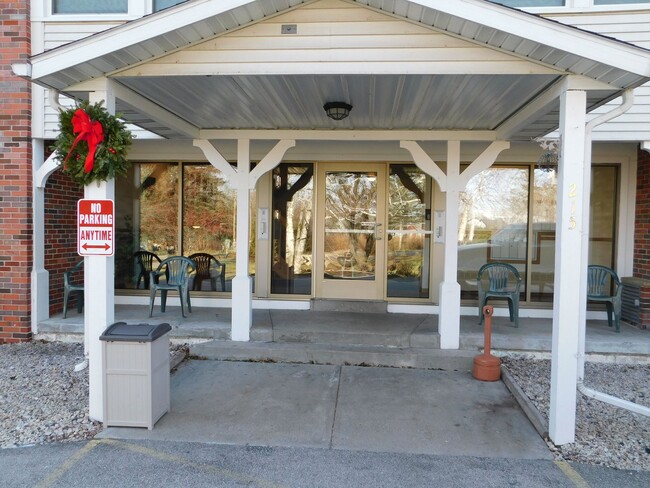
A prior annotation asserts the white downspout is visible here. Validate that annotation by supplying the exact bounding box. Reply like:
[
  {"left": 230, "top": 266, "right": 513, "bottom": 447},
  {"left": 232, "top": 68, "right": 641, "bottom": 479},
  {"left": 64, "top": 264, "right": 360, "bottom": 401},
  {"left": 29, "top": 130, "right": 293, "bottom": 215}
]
[
  {"left": 48, "top": 88, "right": 64, "bottom": 112},
  {"left": 577, "top": 381, "right": 650, "bottom": 417},
  {"left": 577, "top": 89, "right": 648, "bottom": 417}
]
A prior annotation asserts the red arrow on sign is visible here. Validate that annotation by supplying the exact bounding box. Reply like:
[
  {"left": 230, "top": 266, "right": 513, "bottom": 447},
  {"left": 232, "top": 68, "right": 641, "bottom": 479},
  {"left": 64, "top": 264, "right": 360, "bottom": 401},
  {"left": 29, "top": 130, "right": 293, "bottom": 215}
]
[{"left": 82, "top": 243, "right": 111, "bottom": 251}]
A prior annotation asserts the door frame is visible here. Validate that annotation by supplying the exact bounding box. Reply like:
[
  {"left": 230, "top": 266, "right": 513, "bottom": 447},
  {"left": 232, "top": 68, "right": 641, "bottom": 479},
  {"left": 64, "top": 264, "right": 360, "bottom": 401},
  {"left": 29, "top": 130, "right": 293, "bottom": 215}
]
[{"left": 314, "top": 162, "right": 387, "bottom": 300}]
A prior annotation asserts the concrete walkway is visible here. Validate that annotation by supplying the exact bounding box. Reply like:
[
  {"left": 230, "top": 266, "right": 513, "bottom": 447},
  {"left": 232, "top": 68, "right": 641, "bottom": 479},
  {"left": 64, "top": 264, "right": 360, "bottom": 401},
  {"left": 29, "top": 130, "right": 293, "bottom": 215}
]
[
  {"left": 39, "top": 304, "right": 650, "bottom": 356},
  {"left": 98, "top": 360, "right": 552, "bottom": 460}
]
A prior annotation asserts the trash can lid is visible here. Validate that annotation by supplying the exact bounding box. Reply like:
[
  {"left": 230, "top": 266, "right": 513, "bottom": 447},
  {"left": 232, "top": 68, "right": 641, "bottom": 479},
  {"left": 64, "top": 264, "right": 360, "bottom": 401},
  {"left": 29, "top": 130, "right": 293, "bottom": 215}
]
[{"left": 100, "top": 322, "right": 172, "bottom": 342}]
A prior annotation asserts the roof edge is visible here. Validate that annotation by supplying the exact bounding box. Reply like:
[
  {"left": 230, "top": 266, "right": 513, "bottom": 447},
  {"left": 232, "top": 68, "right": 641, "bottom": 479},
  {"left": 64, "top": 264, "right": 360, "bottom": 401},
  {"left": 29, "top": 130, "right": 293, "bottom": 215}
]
[{"left": 407, "top": 0, "right": 650, "bottom": 76}]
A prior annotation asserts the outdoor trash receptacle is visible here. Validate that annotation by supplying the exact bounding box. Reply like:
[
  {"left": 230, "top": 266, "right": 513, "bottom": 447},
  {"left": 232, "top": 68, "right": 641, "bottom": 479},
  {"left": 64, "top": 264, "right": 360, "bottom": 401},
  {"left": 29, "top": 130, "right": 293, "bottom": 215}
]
[{"left": 100, "top": 322, "right": 172, "bottom": 430}]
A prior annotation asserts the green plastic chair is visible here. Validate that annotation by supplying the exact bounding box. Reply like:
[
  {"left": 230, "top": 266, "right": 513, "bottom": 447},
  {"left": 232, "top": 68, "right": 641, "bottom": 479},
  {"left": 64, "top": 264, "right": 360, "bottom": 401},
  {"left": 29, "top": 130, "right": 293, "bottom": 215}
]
[
  {"left": 148, "top": 256, "right": 196, "bottom": 318},
  {"left": 587, "top": 265, "right": 622, "bottom": 332},
  {"left": 63, "top": 260, "right": 84, "bottom": 318},
  {"left": 133, "top": 250, "right": 161, "bottom": 289},
  {"left": 188, "top": 252, "right": 226, "bottom": 291},
  {"left": 477, "top": 262, "right": 522, "bottom": 327}
]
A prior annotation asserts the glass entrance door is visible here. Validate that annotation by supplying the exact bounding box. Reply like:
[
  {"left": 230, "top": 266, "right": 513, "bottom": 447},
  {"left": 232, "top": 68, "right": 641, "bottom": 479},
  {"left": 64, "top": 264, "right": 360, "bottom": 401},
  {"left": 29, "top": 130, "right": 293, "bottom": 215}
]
[{"left": 315, "top": 164, "right": 386, "bottom": 300}]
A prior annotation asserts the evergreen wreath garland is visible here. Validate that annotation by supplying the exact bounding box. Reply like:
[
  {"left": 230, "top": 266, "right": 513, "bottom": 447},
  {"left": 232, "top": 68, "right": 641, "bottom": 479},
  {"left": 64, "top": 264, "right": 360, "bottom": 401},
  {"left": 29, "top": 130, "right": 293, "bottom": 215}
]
[{"left": 52, "top": 100, "right": 133, "bottom": 186}]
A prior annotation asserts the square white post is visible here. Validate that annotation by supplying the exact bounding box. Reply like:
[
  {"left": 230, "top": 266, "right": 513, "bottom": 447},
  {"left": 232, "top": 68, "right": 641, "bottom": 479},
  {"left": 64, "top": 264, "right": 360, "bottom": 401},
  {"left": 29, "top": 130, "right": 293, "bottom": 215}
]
[
  {"left": 32, "top": 139, "right": 49, "bottom": 331},
  {"left": 86, "top": 89, "right": 116, "bottom": 422},
  {"left": 439, "top": 141, "right": 461, "bottom": 349},
  {"left": 231, "top": 139, "right": 252, "bottom": 341},
  {"left": 549, "top": 88, "right": 587, "bottom": 445}
]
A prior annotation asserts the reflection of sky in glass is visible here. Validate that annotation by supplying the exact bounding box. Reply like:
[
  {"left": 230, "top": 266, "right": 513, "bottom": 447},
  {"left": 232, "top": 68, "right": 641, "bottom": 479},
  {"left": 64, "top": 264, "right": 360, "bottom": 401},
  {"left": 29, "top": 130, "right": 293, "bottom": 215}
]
[
  {"left": 488, "top": 1, "right": 565, "bottom": 7},
  {"left": 53, "top": 0, "right": 128, "bottom": 13},
  {"left": 461, "top": 168, "right": 528, "bottom": 221}
]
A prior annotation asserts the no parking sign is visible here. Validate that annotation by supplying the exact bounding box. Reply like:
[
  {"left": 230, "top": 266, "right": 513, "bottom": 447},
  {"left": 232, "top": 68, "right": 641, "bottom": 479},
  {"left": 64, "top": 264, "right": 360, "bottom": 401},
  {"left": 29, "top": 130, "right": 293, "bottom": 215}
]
[{"left": 77, "top": 199, "right": 114, "bottom": 256}]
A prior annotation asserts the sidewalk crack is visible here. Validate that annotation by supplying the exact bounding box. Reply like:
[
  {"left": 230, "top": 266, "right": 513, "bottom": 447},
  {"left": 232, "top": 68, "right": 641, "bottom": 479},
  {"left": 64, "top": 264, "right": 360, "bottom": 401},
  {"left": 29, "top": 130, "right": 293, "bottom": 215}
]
[{"left": 329, "top": 365, "right": 343, "bottom": 449}]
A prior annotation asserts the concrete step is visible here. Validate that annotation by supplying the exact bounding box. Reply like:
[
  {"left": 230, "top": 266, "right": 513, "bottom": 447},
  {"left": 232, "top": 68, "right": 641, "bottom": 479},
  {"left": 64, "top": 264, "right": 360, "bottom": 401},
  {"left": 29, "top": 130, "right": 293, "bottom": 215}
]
[
  {"left": 190, "top": 340, "right": 475, "bottom": 371},
  {"left": 269, "top": 310, "right": 429, "bottom": 347},
  {"left": 311, "top": 299, "right": 387, "bottom": 313}
]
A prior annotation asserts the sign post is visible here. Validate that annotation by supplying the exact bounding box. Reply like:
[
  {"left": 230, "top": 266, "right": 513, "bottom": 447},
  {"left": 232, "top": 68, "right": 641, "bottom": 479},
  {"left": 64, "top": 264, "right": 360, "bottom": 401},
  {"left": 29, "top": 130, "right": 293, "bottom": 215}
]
[{"left": 78, "top": 199, "right": 114, "bottom": 256}]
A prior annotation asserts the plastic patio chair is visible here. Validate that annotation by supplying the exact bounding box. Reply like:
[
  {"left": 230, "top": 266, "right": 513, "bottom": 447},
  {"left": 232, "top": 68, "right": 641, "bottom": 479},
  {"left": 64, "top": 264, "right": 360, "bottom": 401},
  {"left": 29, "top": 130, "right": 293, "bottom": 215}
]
[
  {"left": 148, "top": 256, "right": 196, "bottom": 318},
  {"left": 188, "top": 253, "right": 226, "bottom": 291},
  {"left": 133, "top": 250, "right": 162, "bottom": 289},
  {"left": 587, "top": 265, "right": 622, "bottom": 332},
  {"left": 477, "top": 262, "right": 522, "bottom": 327},
  {"left": 63, "top": 260, "right": 84, "bottom": 318}
]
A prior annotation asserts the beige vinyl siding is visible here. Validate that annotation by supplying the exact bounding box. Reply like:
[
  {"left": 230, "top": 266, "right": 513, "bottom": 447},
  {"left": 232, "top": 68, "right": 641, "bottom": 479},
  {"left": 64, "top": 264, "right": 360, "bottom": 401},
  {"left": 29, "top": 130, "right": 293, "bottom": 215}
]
[
  {"left": 119, "top": 0, "right": 556, "bottom": 77},
  {"left": 43, "top": 22, "right": 124, "bottom": 51},
  {"left": 548, "top": 11, "right": 650, "bottom": 141},
  {"left": 41, "top": 21, "right": 158, "bottom": 139}
]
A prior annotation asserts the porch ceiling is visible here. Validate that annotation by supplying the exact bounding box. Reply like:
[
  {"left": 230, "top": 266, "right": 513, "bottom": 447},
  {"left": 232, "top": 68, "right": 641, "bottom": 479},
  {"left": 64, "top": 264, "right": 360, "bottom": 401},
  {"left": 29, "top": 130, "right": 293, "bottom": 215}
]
[{"left": 115, "top": 74, "right": 560, "bottom": 132}]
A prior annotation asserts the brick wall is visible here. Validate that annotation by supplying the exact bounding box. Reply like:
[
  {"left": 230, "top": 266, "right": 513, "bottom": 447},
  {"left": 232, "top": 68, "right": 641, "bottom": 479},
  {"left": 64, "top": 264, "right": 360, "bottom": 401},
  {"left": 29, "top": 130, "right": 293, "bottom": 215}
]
[
  {"left": 631, "top": 146, "right": 650, "bottom": 329},
  {"left": 634, "top": 146, "right": 650, "bottom": 281},
  {"left": 0, "top": 1, "right": 32, "bottom": 342},
  {"left": 45, "top": 169, "right": 83, "bottom": 316}
]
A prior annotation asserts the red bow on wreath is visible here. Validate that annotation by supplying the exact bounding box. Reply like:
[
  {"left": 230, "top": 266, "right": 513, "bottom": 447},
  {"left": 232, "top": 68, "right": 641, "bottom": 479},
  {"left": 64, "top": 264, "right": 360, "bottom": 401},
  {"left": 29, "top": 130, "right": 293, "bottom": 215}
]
[{"left": 64, "top": 109, "right": 104, "bottom": 173}]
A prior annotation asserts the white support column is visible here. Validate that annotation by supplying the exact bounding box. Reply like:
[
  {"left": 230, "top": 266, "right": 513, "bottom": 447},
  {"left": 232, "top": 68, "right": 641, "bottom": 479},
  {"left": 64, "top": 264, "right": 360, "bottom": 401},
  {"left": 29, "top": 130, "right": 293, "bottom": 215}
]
[
  {"left": 439, "top": 141, "right": 461, "bottom": 349},
  {"left": 33, "top": 151, "right": 61, "bottom": 332},
  {"left": 231, "top": 139, "right": 252, "bottom": 341},
  {"left": 400, "top": 140, "right": 509, "bottom": 349},
  {"left": 86, "top": 88, "right": 116, "bottom": 422},
  {"left": 31, "top": 139, "right": 49, "bottom": 333},
  {"left": 549, "top": 89, "right": 588, "bottom": 445}
]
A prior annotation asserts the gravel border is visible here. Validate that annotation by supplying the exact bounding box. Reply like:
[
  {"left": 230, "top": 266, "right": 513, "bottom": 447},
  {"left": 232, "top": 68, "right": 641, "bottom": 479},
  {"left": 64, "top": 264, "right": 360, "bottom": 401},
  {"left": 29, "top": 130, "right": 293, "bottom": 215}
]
[{"left": 501, "top": 356, "right": 650, "bottom": 471}]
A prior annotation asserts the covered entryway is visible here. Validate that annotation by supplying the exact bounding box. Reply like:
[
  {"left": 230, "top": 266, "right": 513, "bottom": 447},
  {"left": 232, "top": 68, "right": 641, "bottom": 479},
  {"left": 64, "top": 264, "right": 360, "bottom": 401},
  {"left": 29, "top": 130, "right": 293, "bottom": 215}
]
[{"left": 17, "top": 0, "right": 650, "bottom": 445}]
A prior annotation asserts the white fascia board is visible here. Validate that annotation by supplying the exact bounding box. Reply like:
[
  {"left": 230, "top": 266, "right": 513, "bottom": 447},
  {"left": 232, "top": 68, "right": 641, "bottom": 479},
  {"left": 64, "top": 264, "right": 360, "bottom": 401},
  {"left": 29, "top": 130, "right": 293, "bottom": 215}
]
[
  {"left": 29, "top": 0, "right": 261, "bottom": 80},
  {"left": 496, "top": 75, "right": 616, "bottom": 139},
  {"left": 198, "top": 129, "right": 497, "bottom": 141},
  {"left": 408, "top": 0, "right": 650, "bottom": 77}
]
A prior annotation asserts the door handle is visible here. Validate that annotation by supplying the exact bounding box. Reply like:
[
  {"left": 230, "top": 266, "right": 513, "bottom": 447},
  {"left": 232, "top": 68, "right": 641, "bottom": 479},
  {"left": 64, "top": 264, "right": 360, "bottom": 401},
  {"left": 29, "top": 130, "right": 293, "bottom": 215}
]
[{"left": 375, "top": 223, "right": 383, "bottom": 240}]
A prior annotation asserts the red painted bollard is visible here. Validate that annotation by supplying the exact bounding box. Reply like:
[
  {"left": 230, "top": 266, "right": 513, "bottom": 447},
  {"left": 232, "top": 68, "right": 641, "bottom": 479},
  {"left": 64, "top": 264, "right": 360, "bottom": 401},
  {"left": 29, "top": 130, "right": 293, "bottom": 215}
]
[{"left": 472, "top": 305, "right": 501, "bottom": 381}]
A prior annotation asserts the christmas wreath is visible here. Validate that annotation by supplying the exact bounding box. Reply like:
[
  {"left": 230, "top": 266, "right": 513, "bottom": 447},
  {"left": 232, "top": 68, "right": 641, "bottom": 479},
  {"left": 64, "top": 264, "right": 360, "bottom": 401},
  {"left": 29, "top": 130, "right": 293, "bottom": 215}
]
[{"left": 53, "top": 100, "right": 133, "bottom": 186}]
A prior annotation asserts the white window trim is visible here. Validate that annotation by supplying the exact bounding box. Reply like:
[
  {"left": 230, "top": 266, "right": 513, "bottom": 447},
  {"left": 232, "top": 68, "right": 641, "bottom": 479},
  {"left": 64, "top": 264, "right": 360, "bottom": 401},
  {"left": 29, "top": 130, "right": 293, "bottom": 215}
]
[
  {"left": 507, "top": 0, "right": 650, "bottom": 14},
  {"left": 34, "top": 0, "right": 148, "bottom": 22}
]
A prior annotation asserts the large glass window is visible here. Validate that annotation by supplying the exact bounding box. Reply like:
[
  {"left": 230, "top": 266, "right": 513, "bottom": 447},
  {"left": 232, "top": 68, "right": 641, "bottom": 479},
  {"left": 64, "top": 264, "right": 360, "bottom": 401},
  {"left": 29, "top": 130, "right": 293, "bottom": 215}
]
[
  {"left": 458, "top": 164, "right": 618, "bottom": 304},
  {"left": 387, "top": 165, "right": 432, "bottom": 298},
  {"left": 53, "top": 0, "right": 128, "bottom": 14},
  {"left": 458, "top": 167, "right": 530, "bottom": 300},
  {"left": 594, "top": 0, "right": 649, "bottom": 4},
  {"left": 271, "top": 164, "right": 313, "bottom": 295},
  {"left": 154, "top": 0, "right": 187, "bottom": 12},
  {"left": 115, "top": 162, "right": 251, "bottom": 293},
  {"left": 115, "top": 163, "right": 179, "bottom": 289},
  {"left": 183, "top": 164, "right": 236, "bottom": 291},
  {"left": 530, "top": 168, "right": 557, "bottom": 302},
  {"left": 488, "top": 1, "right": 565, "bottom": 6}
]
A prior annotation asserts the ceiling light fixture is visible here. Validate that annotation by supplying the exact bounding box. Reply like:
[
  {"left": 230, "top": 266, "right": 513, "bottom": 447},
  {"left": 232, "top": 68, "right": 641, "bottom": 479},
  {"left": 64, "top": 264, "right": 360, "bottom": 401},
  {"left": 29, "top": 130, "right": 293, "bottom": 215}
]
[{"left": 323, "top": 101, "right": 352, "bottom": 121}]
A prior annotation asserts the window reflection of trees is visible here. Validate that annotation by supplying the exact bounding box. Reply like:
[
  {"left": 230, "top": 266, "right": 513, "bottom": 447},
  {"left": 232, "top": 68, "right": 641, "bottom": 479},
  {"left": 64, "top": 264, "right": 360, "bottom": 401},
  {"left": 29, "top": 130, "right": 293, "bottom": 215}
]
[
  {"left": 140, "top": 163, "right": 179, "bottom": 259},
  {"left": 183, "top": 165, "right": 235, "bottom": 258},
  {"left": 272, "top": 164, "right": 313, "bottom": 294},
  {"left": 386, "top": 165, "right": 431, "bottom": 299},
  {"left": 324, "top": 172, "right": 377, "bottom": 277}
]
